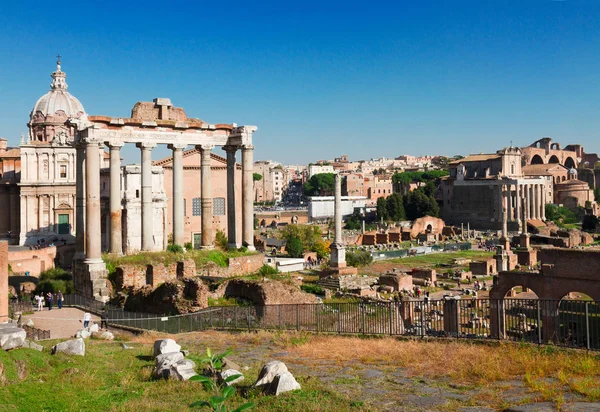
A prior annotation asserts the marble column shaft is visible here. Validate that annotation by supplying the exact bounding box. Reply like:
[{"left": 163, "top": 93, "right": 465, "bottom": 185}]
[
  {"left": 85, "top": 140, "right": 102, "bottom": 261},
  {"left": 169, "top": 144, "right": 186, "bottom": 247},
  {"left": 507, "top": 185, "right": 513, "bottom": 222},
  {"left": 515, "top": 183, "right": 521, "bottom": 229},
  {"left": 242, "top": 145, "right": 255, "bottom": 251},
  {"left": 75, "top": 145, "right": 86, "bottom": 257},
  {"left": 38, "top": 195, "right": 44, "bottom": 232},
  {"left": 224, "top": 145, "right": 238, "bottom": 248},
  {"left": 334, "top": 173, "right": 342, "bottom": 243},
  {"left": 198, "top": 145, "right": 214, "bottom": 249},
  {"left": 109, "top": 143, "right": 123, "bottom": 254},
  {"left": 138, "top": 143, "right": 156, "bottom": 251}
]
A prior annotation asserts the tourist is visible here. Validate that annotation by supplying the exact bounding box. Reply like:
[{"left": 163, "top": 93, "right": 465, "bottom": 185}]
[
  {"left": 46, "top": 292, "right": 53, "bottom": 310},
  {"left": 82, "top": 312, "right": 92, "bottom": 328},
  {"left": 483, "top": 280, "right": 487, "bottom": 289},
  {"left": 35, "top": 294, "right": 44, "bottom": 311},
  {"left": 100, "top": 308, "right": 108, "bottom": 330},
  {"left": 57, "top": 290, "right": 63, "bottom": 309}
]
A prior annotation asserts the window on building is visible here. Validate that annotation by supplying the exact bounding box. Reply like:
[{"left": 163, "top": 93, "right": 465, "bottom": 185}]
[
  {"left": 213, "top": 197, "right": 226, "bottom": 216},
  {"left": 136, "top": 189, "right": 140, "bottom": 198},
  {"left": 192, "top": 197, "right": 201, "bottom": 216},
  {"left": 60, "top": 165, "right": 67, "bottom": 178}
]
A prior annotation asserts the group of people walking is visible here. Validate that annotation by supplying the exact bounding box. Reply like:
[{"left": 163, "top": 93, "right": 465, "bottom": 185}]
[{"left": 33, "top": 290, "right": 63, "bottom": 311}]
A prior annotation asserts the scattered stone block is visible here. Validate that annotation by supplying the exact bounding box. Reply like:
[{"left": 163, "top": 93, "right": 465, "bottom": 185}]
[
  {"left": 75, "top": 329, "right": 92, "bottom": 339},
  {"left": 155, "top": 351, "right": 185, "bottom": 377},
  {"left": 51, "top": 338, "right": 85, "bottom": 356},
  {"left": 21, "top": 340, "right": 43, "bottom": 351},
  {"left": 264, "top": 371, "right": 301, "bottom": 395},
  {"left": 92, "top": 331, "right": 115, "bottom": 341},
  {"left": 254, "top": 361, "right": 289, "bottom": 387},
  {"left": 169, "top": 359, "right": 197, "bottom": 381},
  {"left": 153, "top": 339, "right": 181, "bottom": 357},
  {"left": 0, "top": 323, "right": 26, "bottom": 350}
]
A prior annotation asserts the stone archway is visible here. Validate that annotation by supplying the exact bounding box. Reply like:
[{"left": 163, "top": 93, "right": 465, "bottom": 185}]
[
  {"left": 530, "top": 154, "right": 544, "bottom": 165},
  {"left": 557, "top": 292, "right": 599, "bottom": 349},
  {"left": 564, "top": 157, "right": 576, "bottom": 169},
  {"left": 549, "top": 155, "right": 560, "bottom": 164}
]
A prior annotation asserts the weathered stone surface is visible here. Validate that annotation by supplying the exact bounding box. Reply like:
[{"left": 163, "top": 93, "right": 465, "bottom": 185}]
[
  {"left": 212, "top": 279, "right": 319, "bottom": 306},
  {"left": 92, "top": 331, "right": 114, "bottom": 340},
  {"left": 153, "top": 339, "right": 181, "bottom": 357},
  {"left": 89, "top": 324, "right": 99, "bottom": 333},
  {"left": 75, "top": 329, "right": 92, "bottom": 339},
  {"left": 254, "top": 361, "right": 289, "bottom": 387},
  {"left": 169, "top": 359, "right": 197, "bottom": 381},
  {"left": 25, "top": 319, "right": 34, "bottom": 327},
  {"left": 0, "top": 323, "right": 26, "bottom": 350},
  {"left": 155, "top": 351, "right": 185, "bottom": 376},
  {"left": 563, "top": 403, "right": 600, "bottom": 412},
  {"left": 220, "top": 369, "right": 244, "bottom": 386},
  {"left": 51, "top": 338, "right": 85, "bottom": 356},
  {"left": 21, "top": 340, "right": 43, "bottom": 351},
  {"left": 264, "top": 371, "right": 301, "bottom": 395}
]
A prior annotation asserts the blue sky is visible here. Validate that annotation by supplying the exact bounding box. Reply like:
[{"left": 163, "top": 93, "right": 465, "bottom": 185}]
[{"left": 1, "top": 0, "right": 599, "bottom": 164}]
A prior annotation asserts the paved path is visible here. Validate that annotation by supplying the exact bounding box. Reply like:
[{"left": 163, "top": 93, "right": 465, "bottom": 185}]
[{"left": 21, "top": 307, "right": 100, "bottom": 339}]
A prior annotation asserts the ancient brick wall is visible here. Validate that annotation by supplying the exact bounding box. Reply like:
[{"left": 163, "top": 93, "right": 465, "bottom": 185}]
[
  {"left": 0, "top": 241, "right": 8, "bottom": 322},
  {"left": 8, "top": 246, "right": 56, "bottom": 277},
  {"left": 411, "top": 268, "right": 437, "bottom": 283},
  {"left": 379, "top": 273, "right": 413, "bottom": 291}
]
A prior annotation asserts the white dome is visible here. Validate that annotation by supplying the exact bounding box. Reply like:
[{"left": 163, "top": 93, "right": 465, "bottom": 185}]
[
  {"left": 568, "top": 168, "right": 577, "bottom": 175},
  {"left": 30, "top": 60, "right": 86, "bottom": 121}
]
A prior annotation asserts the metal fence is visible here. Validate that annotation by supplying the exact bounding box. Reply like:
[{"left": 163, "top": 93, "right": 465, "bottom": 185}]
[
  {"left": 59, "top": 295, "right": 600, "bottom": 351},
  {"left": 371, "top": 242, "right": 472, "bottom": 261}
]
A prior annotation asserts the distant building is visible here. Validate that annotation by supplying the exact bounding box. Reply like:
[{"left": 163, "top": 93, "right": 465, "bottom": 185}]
[
  {"left": 368, "top": 174, "right": 393, "bottom": 204},
  {"left": 307, "top": 164, "right": 334, "bottom": 178},
  {"left": 254, "top": 160, "right": 284, "bottom": 203},
  {"left": 308, "top": 196, "right": 367, "bottom": 221},
  {"left": 440, "top": 147, "right": 547, "bottom": 231},
  {"left": 342, "top": 173, "right": 366, "bottom": 197}
]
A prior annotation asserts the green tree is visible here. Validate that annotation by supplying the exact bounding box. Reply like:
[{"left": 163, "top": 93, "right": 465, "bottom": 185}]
[
  {"left": 386, "top": 193, "right": 406, "bottom": 221},
  {"left": 252, "top": 173, "right": 262, "bottom": 181},
  {"left": 376, "top": 197, "right": 389, "bottom": 221},
  {"left": 280, "top": 224, "right": 323, "bottom": 251},
  {"left": 303, "top": 173, "right": 335, "bottom": 196},
  {"left": 285, "top": 236, "right": 304, "bottom": 258}
]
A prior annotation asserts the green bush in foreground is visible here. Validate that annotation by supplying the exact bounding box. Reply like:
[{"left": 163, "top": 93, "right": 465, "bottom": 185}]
[
  {"left": 167, "top": 244, "right": 184, "bottom": 253},
  {"left": 346, "top": 250, "right": 373, "bottom": 267}
]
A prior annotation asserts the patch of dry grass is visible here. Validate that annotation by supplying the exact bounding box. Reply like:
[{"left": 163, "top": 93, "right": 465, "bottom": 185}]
[{"left": 287, "top": 336, "right": 600, "bottom": 391}]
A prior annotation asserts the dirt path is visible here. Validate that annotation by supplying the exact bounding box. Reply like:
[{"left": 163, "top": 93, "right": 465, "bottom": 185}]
[{"left": 21, "top": 307, "right": 100, "bottom": 339}]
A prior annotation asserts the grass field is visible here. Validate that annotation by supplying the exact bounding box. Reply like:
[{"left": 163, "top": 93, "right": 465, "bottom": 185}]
[{"left": 1, "top": 330, "right": 599, "bottom": 411}]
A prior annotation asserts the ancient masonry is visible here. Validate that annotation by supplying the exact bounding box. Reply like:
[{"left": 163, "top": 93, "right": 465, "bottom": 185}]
[{"left": 0, "top": 241, "right": 8, "bottom": 323}]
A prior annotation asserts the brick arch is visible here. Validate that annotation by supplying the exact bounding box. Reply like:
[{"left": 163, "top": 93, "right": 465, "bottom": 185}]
[
  {"left": 548, "top": 155, "right": 560, "bottom": 164},
  {"left": 530, "top": 154, "right": 544, "bottom": 165},
  {"left": 564, "top": 156, "right": 576, "bottom": 169},
  {"left": 489, "top": 272, "right": 544, "bottom": 300}
]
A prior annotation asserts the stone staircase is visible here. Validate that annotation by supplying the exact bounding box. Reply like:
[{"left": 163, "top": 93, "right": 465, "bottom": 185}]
[{"left": 318, "top": 276, "right": 341, "bottom": 290}]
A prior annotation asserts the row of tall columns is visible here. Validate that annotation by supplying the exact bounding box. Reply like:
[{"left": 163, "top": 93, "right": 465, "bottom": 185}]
[
  {"left": 500, "top": 183, "right": 546, "bottom": 231},
  {"left": 78, "top": 139, "right": 256, "bottom": 260}
]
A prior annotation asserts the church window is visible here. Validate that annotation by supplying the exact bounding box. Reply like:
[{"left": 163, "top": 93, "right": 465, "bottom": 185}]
[
  {"left": 60, "top": 165, "right": 67, "bottom": 178},
  {"left": 192, "top": 198, "right": 201, "bottom": 216},
  {"left": 213, "top": 198, "right": 226, "bottom": 216}
]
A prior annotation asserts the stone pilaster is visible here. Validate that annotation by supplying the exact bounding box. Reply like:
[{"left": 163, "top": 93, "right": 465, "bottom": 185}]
[
  {"left": 109, "top": 142, "right": 123, "bottom": 254},
  {"left": 241, "top": 144, "right": 255, "bottom": 251},
  {"left": 168, "top": 143, "right": 187, "bottom": 247},
  {"left": 223, "top": 145, "right": 239, "bottom": 249},
  {"left": 198, "top": 144, "right": 214, "bottom": 249},
  {"left": 137, "top": 142, "right": 156, "bottom": 251},
  {"left": 75, "top": 144, "right": 86, "bottom": 259},
  {"left": 0, "top": 241, "right": 7, "bottom": 323}
]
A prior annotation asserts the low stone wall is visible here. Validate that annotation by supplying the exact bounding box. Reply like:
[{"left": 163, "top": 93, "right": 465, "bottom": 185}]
[
  {"left": 470, "top": 258, "right": 496, "bottom": 276},
  {"left": 8, "top": 246, "right": 56, "bottom": 278},
  {"left": 115, "top": 259, "right": 196, "bottom": 290}
]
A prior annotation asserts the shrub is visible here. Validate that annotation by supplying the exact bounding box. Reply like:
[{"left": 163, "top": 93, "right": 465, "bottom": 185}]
[
  {"left": 285, "top": 236, "right": 304, "bottom": 258},
  {"left": 206, "top": 251, "right": 228, "bottom": 267},
  {"left": 346, "top": 250, "right": 373, "bottom": 267},
  {"left": 257, "top": 264, "right": 279, "bottom": 276},
  {"left": 184, "top": 242, "right": 193, "bottom": 251},
  {"left": 36, "top": 268, "right": 74, "bottom": 294},
  {"left": 301, "top": 284, "right": 324, "bottom": 295},
  {"left": 215, "top": 229, "right": 228, "bottom": 250},
  {"left": 167, "top": 243, "right": 184, "bottom": 253}
]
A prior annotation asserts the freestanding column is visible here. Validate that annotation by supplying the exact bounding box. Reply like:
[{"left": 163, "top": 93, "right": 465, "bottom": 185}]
[
  {"left": 85, "top": 138, "right": 102, "bottom": 261},
  {"left": 137, "top": 142, "right": 156, "bottom": 251},
  {"left": 541, "top": 183, "right": 546, "bottom": 220},
  {"left": 198, "top": 144, "right": 214, "bottom": 249},
  {"left": 223, "top": 145, "right": 239, "bottom": 249},
  {"left": 334, "top": 173, "right": 342, "bottom": 243},
  {"left": 507, "top": 185, "right": 513, "bottom": 223},
  {"left": 109, "top": 143, "right": 123, "bottom": 254},
  {"left": 515, "top": 183, "right": 521, "bottom": 231},
  {"left": 38, "top": 196, "right": 44, "bottom": 233},
  {"left": 241, "top": 144, "right": 255, "bottom": 251},
  {"left": 168, "top": 143, "right": 187, "bottom": 247},
  {"left": 75, "top": 144, "right": 86, "bottom": 258}
]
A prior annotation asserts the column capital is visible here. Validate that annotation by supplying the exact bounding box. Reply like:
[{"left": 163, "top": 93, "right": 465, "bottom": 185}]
[
  {"left": 136, "top": 142, "right": 157, "bottom": 150},
  {"left": 242, "top": 144, "right": 254, "bottom": 151},
  {"left": 82, "top": 136, "right": 103, "bottom": 146},
  {"left": 168, "top": 143, "right": 187, "bottom": 151},
  {"left": 107, "top": 142, "right": 125, "bottom": 149},
  {"left": 222, "top": 144, "right": 239, "bottom": 153},
  {"left": 196, "top": 144, "right": 214, "bottom": 152}
]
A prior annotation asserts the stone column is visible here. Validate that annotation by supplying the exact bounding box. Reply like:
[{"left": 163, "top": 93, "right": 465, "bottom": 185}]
[
  {"left": 0, "top": 241, "right": 7, "bottom": 323},
  {"left": 532, "top": 184, "right": 538, "bottom": 220},
  {"left": 241, "top": 144, "right": 255, "bottom": 250},
  {"left": 502, "top": 187, "right": 508, "bottom": 238},
  {"left": 9, "top": 188, "right": 19, "bottom": 244},
  {"left": 198, "top": 144, "right": 214, "bottom": 249},
  {"left": 38, "top": 195, "right": 44, "bottom": 233},
  {"left": 514, "top": 183, "right": 521, "bottom": 231},
  {"left": 109, "top": 143, "right": 123, "bottom": 254},
  {"left": 507, "top": 184, "right": 513, "bottom": 223},
  {"left": 137, "top": 142, "right": 156, "bottom": 251},
  {"left": 75, "top": 144, "right": 86, "bottom": 259},
  {"left": 334, "top": 173, "right": 342, "bottom": 243},
  {"left": 541, "top": 183, "right": 546, "bottom": 220},
  {"left": 85, "top": 138, "right": 103, "bottom": 261},
  {"left": 49, "top": 195, "right": 55, "bottom": 233},
  {"left": 523, "top": 189, "right": 529, "bottom": 235},
  {"left": 223, "top": 145, "right": 239, "bottom": 249},
  {"left": 168, "top": 143, "right": 187, "bottom": 247}
]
